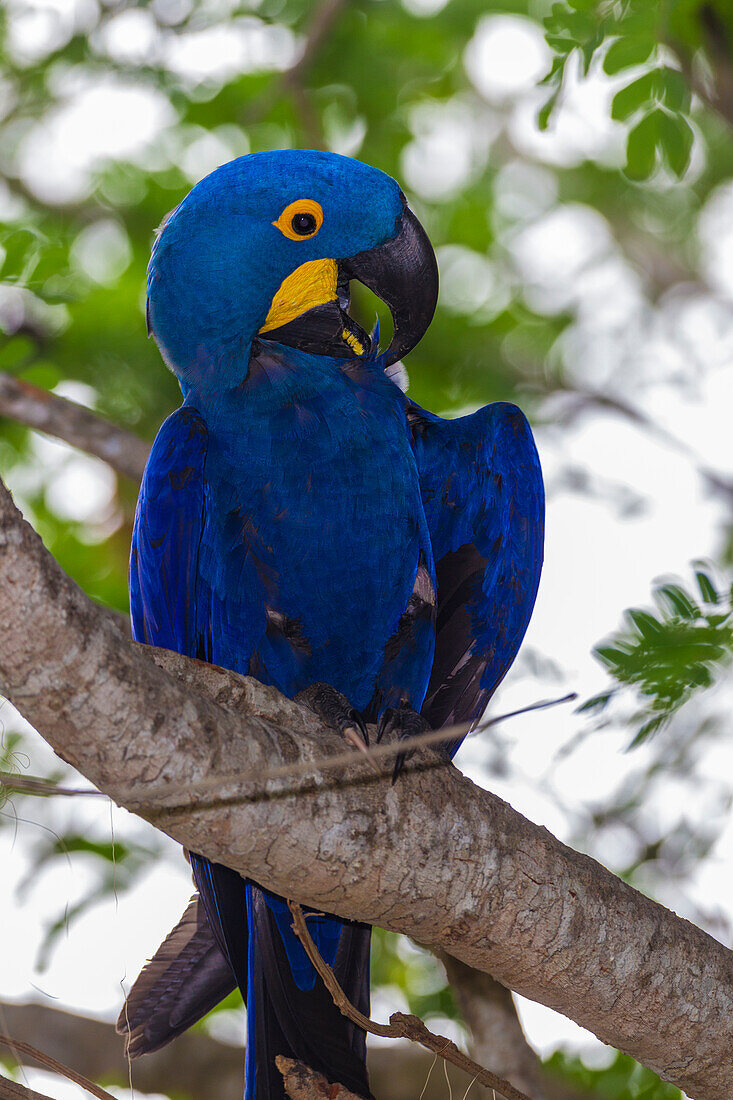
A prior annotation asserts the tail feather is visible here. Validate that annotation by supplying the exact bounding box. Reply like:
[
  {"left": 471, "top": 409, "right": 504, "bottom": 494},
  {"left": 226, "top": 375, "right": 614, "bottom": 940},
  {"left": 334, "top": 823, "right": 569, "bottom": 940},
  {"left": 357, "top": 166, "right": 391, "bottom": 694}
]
[
  {"left": 246, "top": 883, "right": 373, "bottom": 1100},
  {"left": 122, "top": 855, "right": 373, "bottom": 1100},
  {"left": 116, "top": 893, "right": 236, "bottom": 1056}
]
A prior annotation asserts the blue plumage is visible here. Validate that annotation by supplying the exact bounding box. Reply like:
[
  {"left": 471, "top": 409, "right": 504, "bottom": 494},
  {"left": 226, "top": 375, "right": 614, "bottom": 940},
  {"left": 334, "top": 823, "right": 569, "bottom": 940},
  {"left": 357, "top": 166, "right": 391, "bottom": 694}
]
[{"left": 124, "top": 149, "right": 544, "bottom": 1099}]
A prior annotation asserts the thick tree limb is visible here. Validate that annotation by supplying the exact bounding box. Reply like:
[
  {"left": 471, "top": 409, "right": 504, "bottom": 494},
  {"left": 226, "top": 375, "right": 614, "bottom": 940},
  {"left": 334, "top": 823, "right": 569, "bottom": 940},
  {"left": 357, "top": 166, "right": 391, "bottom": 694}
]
[
  {"left": 1, "top": 479, "right": 732, "bottom": 1099},
  {"left": 0, "top": 372, "right": 150, "bottom": 481}
]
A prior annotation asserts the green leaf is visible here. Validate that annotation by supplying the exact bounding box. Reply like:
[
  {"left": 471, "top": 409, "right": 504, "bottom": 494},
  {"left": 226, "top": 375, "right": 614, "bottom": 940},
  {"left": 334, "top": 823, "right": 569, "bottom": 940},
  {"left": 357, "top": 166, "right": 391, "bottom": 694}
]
[
  {"left": 628, "top": 609, "right": 663, "bottom": 637},
  {"left": 577, "top": 690, "right": 615, "bottom": 713},
  {"left": 695, "top": 570, "right": 719, "bottom": 605},
  {"left": 657, "top": 66, "right": 692, "bottom": 112},
  {"left": 0, "top": 336, "right": 35, "bottom": 369},
  {"left": 603, "top": 35, "right": 655, "bottom": 75},
  {"left": 658, "top": 110, "right": 694, "bottom": 177},
  {"left": 539, "top": 85, "right": 562, "bottom": 131},
  {"left": 625, "top": 109, "right": 663, "bottom": 180},
  {"left": 657, "top": 584, "right": 699, "bottom": 619},
  {"left": 611, "top": 71, "right": 656, "bottom": 121},
  {"left": 538, "top": 54, "right": 565, "bottom": 87}
]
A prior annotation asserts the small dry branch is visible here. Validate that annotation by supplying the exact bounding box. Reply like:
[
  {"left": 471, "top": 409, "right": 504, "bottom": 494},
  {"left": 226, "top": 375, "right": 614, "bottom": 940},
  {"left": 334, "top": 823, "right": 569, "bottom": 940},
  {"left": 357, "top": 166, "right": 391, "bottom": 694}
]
[
  {"left": 0, "top": 1036, "right": 117, "bottom": 1100},
  {"left": 287, "top": 902, "right": 533, "bottom": 1100},
  {"left": 276, "top": 1056, "right": 365, "bottom": 1100}
]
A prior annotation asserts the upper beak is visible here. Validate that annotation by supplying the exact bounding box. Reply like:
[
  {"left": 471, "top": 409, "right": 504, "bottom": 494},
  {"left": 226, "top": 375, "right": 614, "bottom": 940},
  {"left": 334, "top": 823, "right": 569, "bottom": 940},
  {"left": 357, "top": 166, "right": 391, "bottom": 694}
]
[
  {"left": 342, "top": 196, "right": 438, "bottom": 366},
  {"left": 259, "top": 196, "right": 438, "bottom": 365}
]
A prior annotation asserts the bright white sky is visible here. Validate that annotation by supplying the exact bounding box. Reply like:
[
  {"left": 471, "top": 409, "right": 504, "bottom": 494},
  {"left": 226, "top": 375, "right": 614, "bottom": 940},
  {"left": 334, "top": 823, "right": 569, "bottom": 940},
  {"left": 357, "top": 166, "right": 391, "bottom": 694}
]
[{"left": 3, "top": 4, "right": 733, "bottom": 1097}]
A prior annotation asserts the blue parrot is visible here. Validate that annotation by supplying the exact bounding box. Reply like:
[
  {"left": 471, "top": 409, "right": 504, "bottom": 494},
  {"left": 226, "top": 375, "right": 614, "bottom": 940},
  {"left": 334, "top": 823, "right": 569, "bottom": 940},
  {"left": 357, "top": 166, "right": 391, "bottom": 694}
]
[{"left": 117, "top": 149, "right": 544, "bottom": 1099}]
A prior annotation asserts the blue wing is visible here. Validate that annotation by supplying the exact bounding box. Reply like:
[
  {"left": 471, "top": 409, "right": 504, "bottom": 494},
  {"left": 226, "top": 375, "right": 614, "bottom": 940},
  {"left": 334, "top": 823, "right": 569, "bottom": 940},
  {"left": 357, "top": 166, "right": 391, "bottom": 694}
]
[
  {"left": 130, "top": 406, "right": 209, "bottom": 654},
  {"left": 407, "top": 400, "right": 544, "bottom": 756},
  {"left": 129, "top": 406, "right": 250, "bottom": 1000}
]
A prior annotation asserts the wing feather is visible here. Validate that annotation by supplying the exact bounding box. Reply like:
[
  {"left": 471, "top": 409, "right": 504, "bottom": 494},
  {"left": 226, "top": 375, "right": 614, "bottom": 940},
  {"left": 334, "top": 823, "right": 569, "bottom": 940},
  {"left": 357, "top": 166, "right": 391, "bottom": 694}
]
[
  {"left": 408, "top": 400, "right": 544, "bottom": 754},
  {"left": 116, "top": 894, "right": 235, "bottom": 1056}
]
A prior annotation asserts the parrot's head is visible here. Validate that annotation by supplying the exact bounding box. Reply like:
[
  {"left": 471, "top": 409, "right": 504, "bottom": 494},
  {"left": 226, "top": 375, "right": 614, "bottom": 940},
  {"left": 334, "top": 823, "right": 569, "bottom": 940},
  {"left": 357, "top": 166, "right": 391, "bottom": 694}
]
[{"left": 146, "top": 149, "right": 438, "bottom": 395}]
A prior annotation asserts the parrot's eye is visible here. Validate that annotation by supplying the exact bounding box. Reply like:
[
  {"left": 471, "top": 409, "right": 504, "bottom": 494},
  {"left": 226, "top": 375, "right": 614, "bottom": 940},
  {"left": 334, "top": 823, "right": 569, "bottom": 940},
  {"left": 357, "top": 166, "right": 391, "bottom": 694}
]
[
  {"left": 292, "top": 212, "right": 316, "bottom": 235},
  {"left": 273, "top": 199, "right": 323, "bottom": 241}
]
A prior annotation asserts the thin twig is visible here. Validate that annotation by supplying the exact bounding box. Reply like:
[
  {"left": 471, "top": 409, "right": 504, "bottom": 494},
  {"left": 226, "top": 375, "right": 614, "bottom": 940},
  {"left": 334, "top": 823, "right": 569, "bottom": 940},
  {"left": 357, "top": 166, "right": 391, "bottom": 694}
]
[
  {"left": 0, "top": 773, "right": 94, "bottom": 798},
  {"left": 287, "top": 902, "right": 534, "bottom": 1100},
  {"left": 0, "top": 1036, "right": 117, "bottom": 1100},
  {"left": 2, "top": 694, "right": 574, "bottom": 809}
]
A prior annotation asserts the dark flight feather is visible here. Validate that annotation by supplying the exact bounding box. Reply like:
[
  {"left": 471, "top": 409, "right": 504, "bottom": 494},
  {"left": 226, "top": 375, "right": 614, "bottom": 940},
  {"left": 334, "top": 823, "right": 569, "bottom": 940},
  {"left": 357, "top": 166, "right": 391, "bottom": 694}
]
[{"left": 116, "top": 894, "right": 236, "bottom": 1056}]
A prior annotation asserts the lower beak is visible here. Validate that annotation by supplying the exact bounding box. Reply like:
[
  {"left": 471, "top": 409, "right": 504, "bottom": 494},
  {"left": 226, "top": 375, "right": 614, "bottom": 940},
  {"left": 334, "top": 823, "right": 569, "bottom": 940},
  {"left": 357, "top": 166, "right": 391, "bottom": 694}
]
[{"left": 259, "top": 197, "right": 438, "bottom": 366}]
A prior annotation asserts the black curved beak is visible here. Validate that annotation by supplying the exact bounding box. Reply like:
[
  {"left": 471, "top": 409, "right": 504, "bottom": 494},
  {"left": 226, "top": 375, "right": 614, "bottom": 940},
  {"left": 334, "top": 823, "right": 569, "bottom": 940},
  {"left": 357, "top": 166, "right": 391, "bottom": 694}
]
[
  {"left": 342, "top": 197, "right": 438, "bottom": 366},
  {"left": 259, "top": 197, "right": 438, "bottom": 365}
]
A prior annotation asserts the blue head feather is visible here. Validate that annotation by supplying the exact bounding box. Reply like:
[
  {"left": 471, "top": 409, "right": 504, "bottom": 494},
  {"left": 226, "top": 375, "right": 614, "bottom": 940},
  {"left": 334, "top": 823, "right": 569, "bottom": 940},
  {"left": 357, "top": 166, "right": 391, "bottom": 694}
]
[{"left": 147, "top": 150, "right": 403, "bottom": 398}]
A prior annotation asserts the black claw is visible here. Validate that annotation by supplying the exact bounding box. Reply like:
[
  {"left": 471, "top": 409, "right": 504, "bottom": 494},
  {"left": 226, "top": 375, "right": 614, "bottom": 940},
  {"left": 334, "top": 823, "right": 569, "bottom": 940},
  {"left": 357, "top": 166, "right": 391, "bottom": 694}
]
[
  {"left": 376, "top": 707, "right": 396, "bottom": 744},
  {"left": 377, "top": 702, "right": 430, "bottom": 783},
  {"left": 391, "top": 752, "right": 407, "bottom": 785}
]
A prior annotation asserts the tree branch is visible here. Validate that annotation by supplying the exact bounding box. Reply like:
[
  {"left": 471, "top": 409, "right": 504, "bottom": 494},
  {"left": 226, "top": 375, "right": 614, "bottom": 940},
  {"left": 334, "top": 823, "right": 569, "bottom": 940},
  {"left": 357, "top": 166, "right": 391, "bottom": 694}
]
[
  {"left": 0, "top": 373, "right": 150, "bottom": 481},
  {"left": 1, "top": 477, "right": 732, "bottom": 1099},
  {"left": 0, "top": 1001, "right": 245, "bottom": 1100},
  {"left": 0, "top": 1073, "right": 53, "bottom": 1100},
  {"left": 0, "top": 1037, "right": 115, "bottom": 1100},
  {"left": 276, "top": 1057, "right": 364, "bottom": 1100}
]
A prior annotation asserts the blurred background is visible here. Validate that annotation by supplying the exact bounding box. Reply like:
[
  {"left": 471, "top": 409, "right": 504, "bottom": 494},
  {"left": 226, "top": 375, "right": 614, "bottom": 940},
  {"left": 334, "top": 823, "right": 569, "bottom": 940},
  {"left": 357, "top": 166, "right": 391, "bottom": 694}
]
[{"left": 1, "top": 1, "right": 733, "bottom": 1098}]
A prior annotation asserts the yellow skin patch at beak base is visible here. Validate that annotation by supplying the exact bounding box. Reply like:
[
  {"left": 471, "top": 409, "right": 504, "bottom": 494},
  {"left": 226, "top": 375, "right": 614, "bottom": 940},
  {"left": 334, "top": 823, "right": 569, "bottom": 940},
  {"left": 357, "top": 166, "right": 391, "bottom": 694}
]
[
  {"left": 259, "top": 258, "right": 338, "bottom": 334},
  {"left": 342, "top": 330, "right": 364, "bottom": 355}
]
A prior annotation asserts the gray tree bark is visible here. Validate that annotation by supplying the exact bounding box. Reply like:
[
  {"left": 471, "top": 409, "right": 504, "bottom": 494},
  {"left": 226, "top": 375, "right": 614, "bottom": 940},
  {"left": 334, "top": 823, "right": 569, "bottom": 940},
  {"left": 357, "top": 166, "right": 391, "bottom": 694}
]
[{"left": 1, "top": 476, "right": 732, "bottom": 1100}]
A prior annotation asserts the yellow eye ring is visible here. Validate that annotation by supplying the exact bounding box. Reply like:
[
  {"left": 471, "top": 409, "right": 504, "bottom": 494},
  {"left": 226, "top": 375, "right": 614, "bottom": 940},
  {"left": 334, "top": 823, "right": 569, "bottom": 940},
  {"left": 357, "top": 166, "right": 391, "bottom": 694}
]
[{"left": 273, "top": 199, "right": 324, "bottom": 241}]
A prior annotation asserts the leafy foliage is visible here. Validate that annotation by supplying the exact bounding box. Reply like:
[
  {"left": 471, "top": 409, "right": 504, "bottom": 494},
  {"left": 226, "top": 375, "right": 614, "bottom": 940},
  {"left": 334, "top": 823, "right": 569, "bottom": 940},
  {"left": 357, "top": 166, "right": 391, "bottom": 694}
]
[
  {"left": 539, "top": 0, "right": 724, "bottom": 179},
  {"left": 585, "top": 567, "right": 733, "bottom": 745},
  {"left": 544, "top": 1050, "right": 682, "bottom": 1099}
]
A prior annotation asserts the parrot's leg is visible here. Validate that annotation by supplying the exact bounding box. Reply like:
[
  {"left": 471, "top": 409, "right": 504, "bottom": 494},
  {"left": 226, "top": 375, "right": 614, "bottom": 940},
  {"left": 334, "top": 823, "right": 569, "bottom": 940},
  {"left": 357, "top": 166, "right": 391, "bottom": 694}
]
[
  {"left": 295, "top": 682, "right": 375, "bottom": 763},
  {"left": 376, "top": 702, "right": 433, "bottom": 784}
]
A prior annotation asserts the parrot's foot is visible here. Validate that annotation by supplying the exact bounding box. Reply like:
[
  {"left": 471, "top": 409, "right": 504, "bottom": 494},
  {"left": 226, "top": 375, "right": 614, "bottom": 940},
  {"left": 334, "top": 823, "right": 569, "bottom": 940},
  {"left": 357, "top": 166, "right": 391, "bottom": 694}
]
[
  {"left": 295, "top": 683, "right": 377, "bottom": 770},
  {"left": 376, "top": 703, "right": 431, "bottom": 784}
]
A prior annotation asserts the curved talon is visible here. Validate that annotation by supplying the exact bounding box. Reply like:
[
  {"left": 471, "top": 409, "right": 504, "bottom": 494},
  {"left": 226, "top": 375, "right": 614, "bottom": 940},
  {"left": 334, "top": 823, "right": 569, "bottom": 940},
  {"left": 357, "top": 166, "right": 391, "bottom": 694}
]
[
  {"left": 392, "top": 752, "right": 409, "bottom": 785},
  {"left": 377, "top": 702, "right": 429, "bottom": 783},
  {"left": 347, "top": 709, "right": 369, "bottom": 747},
  {"left": 343, "top": 719, "right": 380, "bottom": 774},
  {"left": 343, "top": 726, "right": 379, "bottom": 773},
  {"left": 375, "top": 707, "right": 396, "bottom": 744}
]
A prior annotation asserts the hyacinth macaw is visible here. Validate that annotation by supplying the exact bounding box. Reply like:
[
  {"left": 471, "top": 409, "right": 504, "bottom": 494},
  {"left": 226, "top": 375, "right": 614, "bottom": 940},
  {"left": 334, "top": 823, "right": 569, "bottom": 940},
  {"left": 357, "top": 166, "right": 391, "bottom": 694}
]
[{"left": 117, "top": 149, "right": 544, "bottom": 1099}]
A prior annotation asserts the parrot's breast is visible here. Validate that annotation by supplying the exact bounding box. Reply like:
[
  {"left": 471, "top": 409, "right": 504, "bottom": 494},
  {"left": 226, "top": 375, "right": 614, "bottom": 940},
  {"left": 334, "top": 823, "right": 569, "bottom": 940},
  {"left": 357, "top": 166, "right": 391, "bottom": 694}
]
[{"left": 195, "top": 355, "right": 435, "bottom": 711}]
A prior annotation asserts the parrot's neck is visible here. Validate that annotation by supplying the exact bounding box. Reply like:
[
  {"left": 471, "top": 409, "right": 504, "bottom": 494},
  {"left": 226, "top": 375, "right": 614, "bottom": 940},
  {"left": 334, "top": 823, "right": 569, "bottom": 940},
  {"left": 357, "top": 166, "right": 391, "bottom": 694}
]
[{"left": 181, "top": 340, "right": 381, "bottom": 428}]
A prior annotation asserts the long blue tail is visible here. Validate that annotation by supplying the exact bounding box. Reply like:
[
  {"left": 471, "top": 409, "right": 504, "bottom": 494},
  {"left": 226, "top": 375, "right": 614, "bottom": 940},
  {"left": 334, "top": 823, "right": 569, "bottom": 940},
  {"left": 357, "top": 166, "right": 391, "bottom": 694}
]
[{"left": 190, "top": 853, "right": 372, "bottom": 1100}]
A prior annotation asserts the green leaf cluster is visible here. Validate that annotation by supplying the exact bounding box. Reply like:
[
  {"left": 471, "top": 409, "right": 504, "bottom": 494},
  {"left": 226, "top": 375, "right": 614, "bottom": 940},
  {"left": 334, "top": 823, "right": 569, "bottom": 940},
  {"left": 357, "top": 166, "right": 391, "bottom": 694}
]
[
  {"left": 545, "top": 1050, "right": 682, "bottom": 1098},
  {"left": 586, "top": 567, "right": 733, "bottom": 745},
  {"left": 540, "top": 0, "right": 697, "bottom": 179}
]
